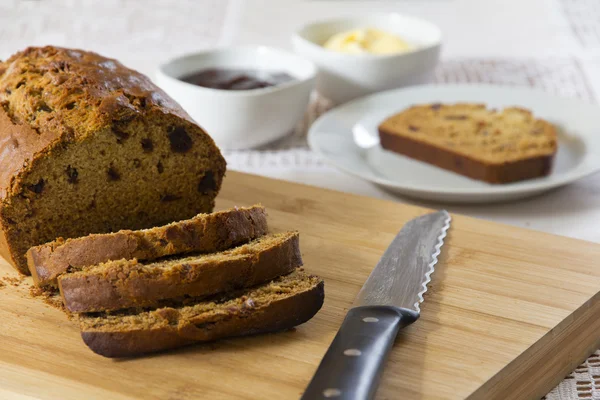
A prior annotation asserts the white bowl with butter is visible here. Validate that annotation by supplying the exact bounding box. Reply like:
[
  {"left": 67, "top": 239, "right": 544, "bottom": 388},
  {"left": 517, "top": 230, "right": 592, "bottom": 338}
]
[{"left": 292, "top": 13, "right": 442, "bottom": 104}]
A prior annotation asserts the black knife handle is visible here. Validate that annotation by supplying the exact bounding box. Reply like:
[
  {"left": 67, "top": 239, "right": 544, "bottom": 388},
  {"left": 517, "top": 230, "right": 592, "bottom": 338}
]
[{"left": 301, "top": 306, "right": 418, "bottom": 400}]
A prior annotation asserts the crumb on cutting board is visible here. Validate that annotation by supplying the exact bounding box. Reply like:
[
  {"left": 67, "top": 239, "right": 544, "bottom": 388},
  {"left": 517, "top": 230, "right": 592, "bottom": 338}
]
[
  {"left": 0, "top": 274, "right": 25, "bottom": 287},
  {"left": 0, "top": 272, "right": 65, "bottom": 312},
  {"left": 29, "top": 285, "right": 65, "bottom": 312}
]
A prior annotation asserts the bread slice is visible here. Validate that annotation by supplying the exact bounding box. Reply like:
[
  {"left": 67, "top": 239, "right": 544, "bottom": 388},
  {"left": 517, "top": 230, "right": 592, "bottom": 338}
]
[
  {"left": 378, "top": 103, "right": 558, "bottom": 184},
  {"left": 0, "top": 46, "right": 227, "bottom": 274},
  {"left": 59, "top": 231, "right": 302, "bottom": 313},
  {"left": 27, "top": 205, "right": 268, "bottom": 288},
  {"left": 78, "top": 269, "right": 324, "bottom": 358}
]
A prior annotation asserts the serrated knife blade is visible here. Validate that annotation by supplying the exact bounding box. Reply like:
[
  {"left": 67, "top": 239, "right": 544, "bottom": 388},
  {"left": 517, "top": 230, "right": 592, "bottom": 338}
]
[
  {"left": 353, "top": 209, "right": 451, "bottom": 313},
  {"left": 301, "top": 210, "right": 451, "bottom": 400}
]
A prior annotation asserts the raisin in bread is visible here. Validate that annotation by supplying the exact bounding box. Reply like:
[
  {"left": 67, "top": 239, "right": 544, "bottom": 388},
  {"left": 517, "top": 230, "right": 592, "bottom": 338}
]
[
  {"left": 378, "top": 103, "right": 557, "bottom": 183},
  {"left": 27, "top": 205, "right": 268, "bottom": 287},
  {"left": 59, "top": 231, "right": 302, "bottom": 313},
  {"left": 0, "top": 46, "right": 226, "bottom": 274},
  {"left": 78, "top": 269, "right": 324, "bottom": 358}
]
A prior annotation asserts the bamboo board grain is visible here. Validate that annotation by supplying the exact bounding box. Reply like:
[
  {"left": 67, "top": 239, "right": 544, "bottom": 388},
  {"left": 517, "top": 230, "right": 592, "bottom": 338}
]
[{"left": 1, "top": 171, "right": 600, "bottom": 400}]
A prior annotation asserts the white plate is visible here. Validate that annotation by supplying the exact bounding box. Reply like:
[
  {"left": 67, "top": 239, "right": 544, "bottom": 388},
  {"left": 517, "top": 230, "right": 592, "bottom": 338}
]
[{"left": 308, "top": 84, "right": 600, "bottom": 203}]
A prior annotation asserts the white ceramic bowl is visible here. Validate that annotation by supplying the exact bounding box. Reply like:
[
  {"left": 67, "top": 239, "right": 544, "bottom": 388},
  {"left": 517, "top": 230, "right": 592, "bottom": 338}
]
[
  {"left": 155, "top": 46, "right": 317, "bottom": 150},
  {"left": 291, "top": 13, "right": 442, "bottom": 104}
]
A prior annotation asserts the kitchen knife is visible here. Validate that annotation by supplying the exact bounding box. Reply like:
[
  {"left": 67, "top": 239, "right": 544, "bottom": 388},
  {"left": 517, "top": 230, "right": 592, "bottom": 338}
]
[{"left": 300, "top": 210, "right": 451, "bottom": 400}]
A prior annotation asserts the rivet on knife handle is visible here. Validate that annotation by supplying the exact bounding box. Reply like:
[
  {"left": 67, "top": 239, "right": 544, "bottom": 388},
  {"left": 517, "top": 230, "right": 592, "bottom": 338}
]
[{"left": 300, "top": 306, "right": 418, "bottom": 400}]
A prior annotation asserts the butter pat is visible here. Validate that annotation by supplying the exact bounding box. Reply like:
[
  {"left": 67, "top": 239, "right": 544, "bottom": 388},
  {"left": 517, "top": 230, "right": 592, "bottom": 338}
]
[{"left": 322, "top": 28, "right": 412, "bottom": 55}]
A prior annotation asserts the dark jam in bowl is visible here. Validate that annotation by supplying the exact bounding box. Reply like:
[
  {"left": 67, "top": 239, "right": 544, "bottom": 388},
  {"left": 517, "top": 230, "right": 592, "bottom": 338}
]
[{"left": 180, "top": 68, "right": 296, "bottom": 91}]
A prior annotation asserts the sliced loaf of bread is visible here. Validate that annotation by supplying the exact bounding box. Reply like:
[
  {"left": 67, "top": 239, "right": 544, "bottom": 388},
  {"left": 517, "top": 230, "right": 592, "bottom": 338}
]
[
  {"left": 59, "top": 231, "right": 302, "bottom": 313},
  {"left": 28, "top": 205, "right": 268, "bottom": 287},
  {"left": 0, "top": 46, "right": 227, "bottom": 274},
  {"left": 78, "top": 269, "right": 324, "bottom": 358}
]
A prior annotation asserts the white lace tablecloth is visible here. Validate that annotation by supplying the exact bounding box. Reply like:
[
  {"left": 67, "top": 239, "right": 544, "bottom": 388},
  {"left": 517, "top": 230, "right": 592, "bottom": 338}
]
[{"left": 3, "top": 1, "right": 600, "bottom": 398}]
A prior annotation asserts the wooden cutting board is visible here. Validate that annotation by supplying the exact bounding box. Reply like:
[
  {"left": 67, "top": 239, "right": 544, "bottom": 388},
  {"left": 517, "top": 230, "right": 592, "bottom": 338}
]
[{"left": 1, "top": 171, "right": 600, "bottom": 400}]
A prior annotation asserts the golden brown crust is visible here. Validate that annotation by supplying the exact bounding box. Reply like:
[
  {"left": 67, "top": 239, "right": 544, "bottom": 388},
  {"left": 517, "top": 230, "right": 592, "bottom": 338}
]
[
  {"left": 0, "top": 46, "right": 194, "bottom": 200},
  {"left": 28, "top": 205, "right": 268, "bottom": 287},
  {"left": 378, "top": 103, "right": 557, "bottom": 183},
  {"left": 80, "top": 278, "right": 324, "bottom": 358},
  {"left": 0, "top": 46, "right": 193, "bottom": 132},
  {"left": 59, "top": 232, "right": 301, "bottom": 313}
]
